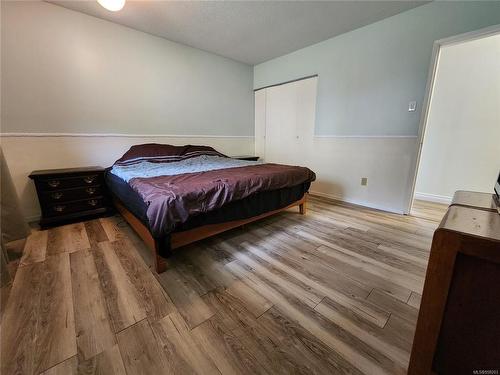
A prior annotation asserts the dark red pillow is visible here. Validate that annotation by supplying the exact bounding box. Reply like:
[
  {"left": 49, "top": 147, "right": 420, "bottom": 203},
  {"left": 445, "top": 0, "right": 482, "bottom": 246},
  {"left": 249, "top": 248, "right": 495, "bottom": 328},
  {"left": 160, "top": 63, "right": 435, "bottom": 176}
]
[{"left": 114, "top": 143, "right": 226, "bottom": 166}]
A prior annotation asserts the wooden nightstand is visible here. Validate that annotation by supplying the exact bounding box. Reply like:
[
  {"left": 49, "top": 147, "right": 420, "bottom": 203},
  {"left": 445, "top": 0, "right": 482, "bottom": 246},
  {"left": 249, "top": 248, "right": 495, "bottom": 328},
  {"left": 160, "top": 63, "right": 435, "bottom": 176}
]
[
  {"left": 29, "top": 166, "right": 113, "bottom": 228},
  {"left": 232, "top": 155, "right": 260, "bottom": 161}
]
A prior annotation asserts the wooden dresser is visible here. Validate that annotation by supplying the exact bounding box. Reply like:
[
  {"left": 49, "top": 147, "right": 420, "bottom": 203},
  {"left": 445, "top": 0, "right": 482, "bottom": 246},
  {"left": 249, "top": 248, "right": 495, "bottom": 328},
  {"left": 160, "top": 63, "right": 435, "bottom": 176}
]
[
  {"left": 408, "top": 191, "right": 500, "bottom": 375},
  {"left": 29, "top": 167, "right": 113, "bottom": 228},
  {"left": 451, "top": 190, "right": 499, "bottom": 212}
]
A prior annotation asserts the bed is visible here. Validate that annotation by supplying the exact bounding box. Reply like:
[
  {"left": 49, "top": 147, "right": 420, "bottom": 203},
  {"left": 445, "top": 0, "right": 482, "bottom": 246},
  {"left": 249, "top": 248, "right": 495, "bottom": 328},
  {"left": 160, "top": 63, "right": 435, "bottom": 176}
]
[{"left": 105, "top": 143, "right": 316, "bottom": 273}]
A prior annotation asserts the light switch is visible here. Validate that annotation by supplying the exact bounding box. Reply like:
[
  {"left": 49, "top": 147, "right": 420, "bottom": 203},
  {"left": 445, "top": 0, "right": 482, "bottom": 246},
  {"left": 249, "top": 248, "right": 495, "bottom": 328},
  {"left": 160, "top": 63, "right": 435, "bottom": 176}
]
[{"left": 408, "top": 101, "right": 417, "bottom": 112}]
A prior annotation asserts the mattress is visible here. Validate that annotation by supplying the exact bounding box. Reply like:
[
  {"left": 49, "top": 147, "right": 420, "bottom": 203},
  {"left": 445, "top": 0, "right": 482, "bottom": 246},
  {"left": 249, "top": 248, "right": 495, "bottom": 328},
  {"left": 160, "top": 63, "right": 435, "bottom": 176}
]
[{"left": 105, "top": 169, "right": 310, "bottom": 235}]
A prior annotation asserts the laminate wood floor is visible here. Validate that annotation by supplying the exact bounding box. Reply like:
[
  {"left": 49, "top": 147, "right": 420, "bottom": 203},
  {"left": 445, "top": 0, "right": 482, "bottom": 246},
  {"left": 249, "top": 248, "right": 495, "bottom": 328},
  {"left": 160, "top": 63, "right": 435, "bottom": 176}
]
[
  {"left": 411, "top": 199, "right": 448, "bottom": 222},
  {"left": 0, "top": 196, "right": 447, "bottom": 375}
]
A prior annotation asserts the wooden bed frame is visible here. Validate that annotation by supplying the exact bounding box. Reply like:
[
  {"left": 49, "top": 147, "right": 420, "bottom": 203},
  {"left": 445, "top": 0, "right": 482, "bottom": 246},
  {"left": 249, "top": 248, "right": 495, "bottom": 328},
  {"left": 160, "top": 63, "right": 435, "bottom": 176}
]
[{"left": 113, "top": 194, "right": 307, "bottom": 273}]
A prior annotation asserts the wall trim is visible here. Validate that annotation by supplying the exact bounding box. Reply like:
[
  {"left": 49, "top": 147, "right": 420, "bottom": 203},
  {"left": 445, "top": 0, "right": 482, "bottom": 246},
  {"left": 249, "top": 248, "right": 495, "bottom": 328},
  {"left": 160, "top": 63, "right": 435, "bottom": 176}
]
[
  {"left": 0, "top": 133, "right": 418, "bottom": 139},
  {"left": 309, "top": 190, "right": 405, "bottom": 215},
  {"left": 414, "top": 192, "right": 452, "bottom": 204},
  {"left": 0, "top": 133, "right": 254, "bottom": 139},
  {"left": 313, "top": 135, "right": 418, "bottom": 139}
]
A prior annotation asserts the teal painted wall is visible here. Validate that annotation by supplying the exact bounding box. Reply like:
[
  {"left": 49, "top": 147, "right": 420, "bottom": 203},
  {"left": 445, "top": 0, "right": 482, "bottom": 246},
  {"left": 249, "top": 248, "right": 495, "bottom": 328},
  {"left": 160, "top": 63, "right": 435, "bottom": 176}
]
[{"left": 254, "top": 1, "right": 500, "bottom": 136}]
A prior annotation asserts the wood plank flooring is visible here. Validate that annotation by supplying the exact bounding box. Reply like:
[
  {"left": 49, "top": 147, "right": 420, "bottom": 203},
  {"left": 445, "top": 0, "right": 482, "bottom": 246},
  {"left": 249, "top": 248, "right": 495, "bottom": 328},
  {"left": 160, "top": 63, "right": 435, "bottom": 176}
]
[{"left": 0, "top": 197, "right": 447, "bottom": 374}]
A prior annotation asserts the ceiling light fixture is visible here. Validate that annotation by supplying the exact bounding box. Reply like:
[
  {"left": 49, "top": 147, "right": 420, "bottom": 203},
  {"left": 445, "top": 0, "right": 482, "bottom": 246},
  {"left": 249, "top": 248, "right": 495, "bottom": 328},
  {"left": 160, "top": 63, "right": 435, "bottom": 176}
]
[{"left": 97, "top": 0, "right": 125, "bottom": 12}]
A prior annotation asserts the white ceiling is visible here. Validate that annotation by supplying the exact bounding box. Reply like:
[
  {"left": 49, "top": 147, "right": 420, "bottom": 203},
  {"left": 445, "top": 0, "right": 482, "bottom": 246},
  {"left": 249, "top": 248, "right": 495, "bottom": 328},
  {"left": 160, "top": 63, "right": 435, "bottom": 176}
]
[{"left": 50, "top": 1, "right": 428, "bottom": 65}]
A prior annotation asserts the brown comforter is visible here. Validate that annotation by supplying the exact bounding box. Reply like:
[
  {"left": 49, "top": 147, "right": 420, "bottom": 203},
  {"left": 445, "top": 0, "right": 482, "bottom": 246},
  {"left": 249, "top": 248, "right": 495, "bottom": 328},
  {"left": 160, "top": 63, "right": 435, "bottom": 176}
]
[{"left": 129, "top": 163, "right": 316, "bottom": 238}]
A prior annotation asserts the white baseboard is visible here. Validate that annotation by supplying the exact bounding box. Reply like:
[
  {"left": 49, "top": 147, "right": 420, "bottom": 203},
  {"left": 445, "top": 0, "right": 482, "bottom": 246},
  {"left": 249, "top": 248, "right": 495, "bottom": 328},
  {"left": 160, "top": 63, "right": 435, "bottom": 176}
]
[
  {"left": 309, "top": 190, "right": 406, "bottom": 215},
  {"left": 26, "top": 191, "right": 408, "bottom": 226},
  {"left": 414, "top": 192, "right": 452, "bottom": 204}
]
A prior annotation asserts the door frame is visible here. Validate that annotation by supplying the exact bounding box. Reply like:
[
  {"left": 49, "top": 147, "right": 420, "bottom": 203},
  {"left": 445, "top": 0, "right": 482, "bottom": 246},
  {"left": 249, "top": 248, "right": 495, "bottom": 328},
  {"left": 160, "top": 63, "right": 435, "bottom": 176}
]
[{"left": 405, "top": 24, "right": 500, "bottom": 214}]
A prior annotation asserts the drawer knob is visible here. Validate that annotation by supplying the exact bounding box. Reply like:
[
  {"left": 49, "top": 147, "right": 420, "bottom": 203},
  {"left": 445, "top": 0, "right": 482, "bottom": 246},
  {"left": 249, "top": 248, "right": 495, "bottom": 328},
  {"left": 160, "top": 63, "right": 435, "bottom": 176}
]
[
  {"left": 51, "top": 192, "right": 63, "bottom": 200},
  {"left": 88, "top": 199, "right": 98, "bottom": 207},
  {"left": 48, "top": 180, "right": 60, "bottom": 188},
  {"left": 86, "top": 187, "right": 97, "bottom": 195},
  {"left": 83, "top": 175, "right": 97, "bottom": 184},
  {"left": 53, "top": 205, "right": 66, "bottom": 212}
]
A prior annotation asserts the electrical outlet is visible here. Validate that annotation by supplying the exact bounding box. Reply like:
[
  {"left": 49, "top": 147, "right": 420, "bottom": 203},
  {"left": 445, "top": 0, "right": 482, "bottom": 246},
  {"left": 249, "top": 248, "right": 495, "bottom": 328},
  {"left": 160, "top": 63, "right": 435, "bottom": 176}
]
[
  {"left": 408, "top": 101, "right": 417, "bottom": 112},
  {"left": 361, "top": 177, "right": 368, "bottom": 186}
]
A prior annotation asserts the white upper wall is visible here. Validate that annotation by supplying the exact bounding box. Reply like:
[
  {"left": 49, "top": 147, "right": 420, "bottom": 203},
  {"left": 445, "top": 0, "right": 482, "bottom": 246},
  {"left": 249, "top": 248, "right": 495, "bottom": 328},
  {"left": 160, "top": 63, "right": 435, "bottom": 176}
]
[
  {"left": 415, "top": 33, "right": 500, "bottom": 200},
  {"left": 1, "top": 1, "right": 254, "bottom": 136},
  {"left": 254, "top": 1, "right": 500, "bottom": 136}
]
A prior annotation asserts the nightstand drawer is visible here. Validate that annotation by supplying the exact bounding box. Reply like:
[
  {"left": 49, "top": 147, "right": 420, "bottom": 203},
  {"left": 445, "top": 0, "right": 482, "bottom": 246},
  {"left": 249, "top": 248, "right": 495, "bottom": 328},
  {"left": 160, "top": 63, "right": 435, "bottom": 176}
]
[
  {"left": 29, "top": 166, "right": 113, "bottom": 228},
  {"left": 44, "top": 197, "right": 107, "bottom": 217},
  {"left": 36, "top": 174, "right": 103, "bottom": 191},
  {"left": 40, "top": 185, "right": 103, "bottom": 204}
]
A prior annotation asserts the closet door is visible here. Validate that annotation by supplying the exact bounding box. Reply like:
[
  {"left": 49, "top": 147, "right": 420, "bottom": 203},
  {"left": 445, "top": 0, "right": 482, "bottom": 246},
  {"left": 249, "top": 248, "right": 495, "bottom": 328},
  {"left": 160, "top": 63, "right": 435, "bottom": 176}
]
[{"left": 261, "top": 76, "right": 317, "bottom": 166}]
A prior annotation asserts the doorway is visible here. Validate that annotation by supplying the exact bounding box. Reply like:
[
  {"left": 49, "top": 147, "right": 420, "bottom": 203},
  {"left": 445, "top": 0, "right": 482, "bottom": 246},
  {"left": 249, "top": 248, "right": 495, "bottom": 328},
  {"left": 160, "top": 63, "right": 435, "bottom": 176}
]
[{"left": 409, "top": 27, "right": 500, "bottom": 220}]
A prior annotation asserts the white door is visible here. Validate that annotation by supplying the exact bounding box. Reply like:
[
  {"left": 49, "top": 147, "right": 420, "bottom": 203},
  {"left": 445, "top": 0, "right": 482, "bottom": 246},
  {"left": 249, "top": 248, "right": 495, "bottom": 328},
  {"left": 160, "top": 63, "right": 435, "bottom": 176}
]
[{"left": 254, "top": 76, "right": 317, "bottom": 166}]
